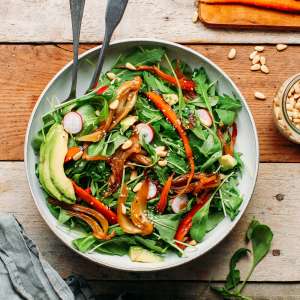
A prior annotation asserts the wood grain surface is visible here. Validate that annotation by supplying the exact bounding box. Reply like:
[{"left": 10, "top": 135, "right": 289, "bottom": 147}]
[
  {"left": 199, "top": 3, "right": 300, "bottom": 30},
  {"left": 2, "top": 0, "right": 300, "bottom": 44},
  {"left": 88, "top": 281, "right": 300, "bottom": 299},
  {"left": 1, "top": 162, "right": 299, "bottom": 282},
  {"left": 1, "top": 44, "right": 300, "bottom": 162}
]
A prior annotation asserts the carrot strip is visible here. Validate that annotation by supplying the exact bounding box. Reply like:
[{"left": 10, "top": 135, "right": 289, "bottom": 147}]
[
  {"left": 156, "top": 172, "right": 175, "bottom": 214},
  {"left": 200, "top": 0, "right": 300, "bottom": 12},
  {"left": 64, "top": 146, "right": 81, "bottom": 163},
  {"left": 144, "top": 91, "right": 195, "bottom": 197}
]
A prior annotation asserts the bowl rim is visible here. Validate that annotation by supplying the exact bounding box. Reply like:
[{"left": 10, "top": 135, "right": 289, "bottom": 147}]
[{"left": 24, "top": 38, "right": 259, "bottom": 272}]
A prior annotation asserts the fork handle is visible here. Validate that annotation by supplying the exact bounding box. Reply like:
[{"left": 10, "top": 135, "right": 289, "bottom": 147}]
[
  {"left": 88, "top": 0, "right": 129, "bottom": 91},
  {"left": 69, "top": 0, "right": 86, "bottom": 99}
]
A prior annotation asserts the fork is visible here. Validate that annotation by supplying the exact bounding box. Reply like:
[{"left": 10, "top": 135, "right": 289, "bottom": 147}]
[
  {"left": 65, "top": 0, "right": 86, "bottom": 102},
  {"left": 87, "top": 0, "right": 129, "bottom": 92}
]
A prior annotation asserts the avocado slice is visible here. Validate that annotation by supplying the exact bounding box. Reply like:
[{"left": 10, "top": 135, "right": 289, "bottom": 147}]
[
  {"left": 39, "top": 124, "right": 72, "bottom": 202},
  {"left": 127, "top": 246, "right": 165, "bottom": 263},
  {"left": 163, "top": 94, "right": 179, "bottom": 106},
  {"left": 49, "top": 125, "right": 76, "bottom": 202},
  {"left": 219, "top": 154, "right": 237, "bottom": 171},
  {"left": 120, "top": 115, "right": 139, "bottom": 132}
]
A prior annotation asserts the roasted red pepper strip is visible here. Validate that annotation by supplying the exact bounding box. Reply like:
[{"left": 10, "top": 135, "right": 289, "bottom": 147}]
[
  {"left": 217, "top": 122, "right": 237, "bottom": 157},
  {"left": 64, "top": 146, "right": 81, "bottom": 163},
  {"left": 77, "top": 187, "right": 92, "bottom": 202},
  {"left": 97, "top": 86, "right": 109, "bottom": 94},
  {"left": 69, "top": 179, "right": 118, "bottom": 224},
  {"left": 174, "top": 192, "right": 212, "bottom": 249},
  {"left": 135, "top": 65, "right": 195, "bottom": 91},
  {"left": 156, "top": 172, "right": 175, "bottom": 214},
  {"left": 144, "top": 91, "right": 195, "bottom": 196}
]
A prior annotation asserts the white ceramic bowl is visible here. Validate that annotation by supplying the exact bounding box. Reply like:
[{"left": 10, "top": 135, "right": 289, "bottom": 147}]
[{"left": 25, "top": 39, "right": 259, "bottom": 272}]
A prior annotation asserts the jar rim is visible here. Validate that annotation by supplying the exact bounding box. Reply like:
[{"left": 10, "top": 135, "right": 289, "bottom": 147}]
[{"left": 281, "top": 73, "right": 300, "bottom": 135}]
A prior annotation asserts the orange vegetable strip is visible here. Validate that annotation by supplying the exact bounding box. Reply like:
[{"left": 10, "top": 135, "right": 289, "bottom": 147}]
[
  {"left": 117, "top": 183, "right": 144, "bottom": 234},
  {"left": 156, "top": 172, "right": 175, "bottom": 214},
  {"left": 144, "top": 91, "right": 195, "bottom": 196},
  {"left": 69, "top": 179, "right": 118, "bottom": 224},
  {"left": 135, "top": 65, "right": 195, "bottom": 91},
  {"left": 200, "top": 0, "right": 300, "bottom": 12},
  {"left": 174, "top": 192, "right": 212, "bottom": 249},
  {"left": 64, "top": 146, "right": 81, "bottom": 163}
]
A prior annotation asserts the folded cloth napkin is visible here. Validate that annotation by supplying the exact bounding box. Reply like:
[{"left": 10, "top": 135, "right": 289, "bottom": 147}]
[{"left": 0, "top": 214, "right": 95, "bottom": 300}]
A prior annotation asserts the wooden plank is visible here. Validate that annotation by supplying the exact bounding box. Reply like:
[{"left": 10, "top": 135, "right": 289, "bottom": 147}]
[
  {"left": 0, "top": 161, "right": 299, "bottom": 281},
  {"left": 1, "top": 44, "right": 300, "bottom": 162},
  {"left": 87, "top": 281, "right": 300, "bottom": 300},
  {"left": 199, "top": 3, "right": 300, "bottom": 30},
  {"left": 2, "top": 0, "right": 300, "bottom": 44}
]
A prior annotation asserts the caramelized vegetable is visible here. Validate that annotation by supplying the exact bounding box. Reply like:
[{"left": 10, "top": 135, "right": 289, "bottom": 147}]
[
  {"left": 117, "top": 183, "right": 144, "bottom": 234},
  {"left": 156, "top": 173, "right": 175, "bottom": 214},
  {"left": 144, "top": 91, "right": 195, "bottom": 197},
  {"left": 104, "top": 128, "right": 141, "bottom": 198},
  {"left": 217, "top": 122, "right": 237, "bottom": 157},
  {"left": 69, "top": 179, "right": 118, "bottom": 224},
  {"left": 130, "top": 174, "right": 153, "bottom": 235},
  {"left": 128, "top": 153, "right": 153, "bottom": 166},
  {"left": 64, "top": 146, "right": 81, "bottom": 163},
  {"left": 46, "top": 198, "right": 114, "bottom": 239}
]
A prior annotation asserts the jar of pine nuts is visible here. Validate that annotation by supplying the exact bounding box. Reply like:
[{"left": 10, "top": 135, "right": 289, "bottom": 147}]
[{"left": 273, "top": 73, "right": 300, "bottom": 144}]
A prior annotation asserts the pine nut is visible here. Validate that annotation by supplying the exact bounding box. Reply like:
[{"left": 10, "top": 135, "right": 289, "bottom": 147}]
[
  {"left": 252, "top": 55, "right": 260, "bottom": 65},
  {"left": 275, "top": 107, "right": 280, "bottom": 119},
  {"left": 294, "top": 94, "right": 300, "bottom": 99},
  {"left": 290, "top": 97, "right": 295, "bottom": 107},
  {"left": 287, "top": 111, "right": 293, "bottom": 117},
  {"left": 158, "top": 160, "right": 167, "bottom": 167},
  {"left": 121, "top": 139, "right": 133, "bottom": 150},
  {"left": 274, "top": 97, "right": 280, "bottom": 106},
  {"left": 255, "top": 92, "right": 266, "bottom": 100},
  {"left": 286, "top": 98, "right": 290, "bottom": 104},
  {"left": 109, "top": 100, "right": 119, "bottom": 110},
  {"left": 155, "top": 146, "right": 166, "bottom": 152},
  {"left": 286, "top": 104, "right": 293, "bottom": 111},
  {"left": 117, "top": 77, "right": 121, "bottom": 82},
  {"left": 192, "top": 10, "right": 198, "bottom": 23},
  {"left": 126, "top": 62, "right": 136, "bottom": 70},
  {"left": 95, "top": 109, "right": 100, "bottom": 117},
  {"left": 200, "top": 118, "right": 211, "bottom": 126},
  {"left": 157, "top": 150, "right": 168, "bottom": 157},
  {"left": 276, "top": 44, "right": 288, "bottom": 51},
  {"left": 110, "top": 78, "right": 116, "bottom": 85},
  {"left": 293, "top": 108, "right": 299, "bottom": 113},
  {"left": 228, "top": 48, "right": 236, "bottom": 60},
  {"left": 278, "top": 119, "right": 286, "bottom": 127},
  {"left": 250, "top": 51, "right": 258, "bottom": 60},
  {"left": 293, "top": 119, "right": 300, "bottom": 124},
  {"left": 121, "top": 203, "right": 127, "bottom": 214},
  {"left": 255, "top": 46, "right": 264, "bottom": 52},
  {"left": 289, "top": 117, "right": 293, "bottom": 121},
  {"left": 106, "top": 72, "right": 116, "bottom": 80},
  {"left": 296, "top": 124, "right": 300, "bottom": 130},
  {"left": 188, "top": 240, "right": 197, "bottom": 246},
  {"left": 73, "top": 151, "right": 83, "bottom": 161},
  {"left": 251, "top": 64, "right": 261, "bottom": 71},
  {"left": 133, "top": 182, "right": 143, "bottom": 192},
  {"left": 261, "top": 65, "right": 269, "bottom": 74},
  {"left": 294, "top": 83, "right": 300, "bottom": 94},
  {"left": 295, "top": 103, "right": 300, "bottom": 109},
  {"left": 292, "top": 112, "right": 299, "bottom": 119},
  {"left": 260, "top": 56, "right": 266, "bottom": 65},
  {"left": 130, "top": 171, "right": 138, "bottom": 181},
  {"left": 182, "top": 237, "right": 189, "bottom": 242}
]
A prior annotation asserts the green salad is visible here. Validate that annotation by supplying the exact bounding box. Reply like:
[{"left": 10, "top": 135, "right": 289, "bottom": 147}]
[{"left": 34, "top": 46, "right": 244, "bottom": 262}]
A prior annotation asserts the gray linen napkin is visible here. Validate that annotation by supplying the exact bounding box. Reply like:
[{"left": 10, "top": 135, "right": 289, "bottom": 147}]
[{"left": 0, "top": 214, "right": 95, "bottom": 300}]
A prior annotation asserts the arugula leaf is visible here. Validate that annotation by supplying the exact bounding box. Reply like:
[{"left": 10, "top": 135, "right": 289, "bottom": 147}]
[
  {"left": 154, "top": 165, "right": 169, "bottom": 185},
  {"left": 234, "top": 152, "right": 244, "bottom": 174},
  {"left": 33, "top": 120, "right": 55, "bottom": 154},
  {"left": 72, "top": 235, "right": 96, "bottom": 253},
  {"left": 143, "top": 71, "right": 174, "bottom": 94},
  {"left": 105, "top": 134, "right": 127, "bottom": 157},
  {"left": 142, "top": 136, "right": 159, "bottom": 167},
  {"left": 188, "top": 95, "right": 219, "bottom": 108},
  {"left": 190, "top": 200, "right": 210, "bottom": 242},
  {"left": 218, "top": 94, "right": 242, "bottom": 110},
  {"left": 149, "top": 212, "right": 180, "bottom": 242},
  {"left": 246, "top": 217, "right": 260, "bottom": 240},
  {"left": 215, "top": 109, "right": 236, "bottom": 126},
  {"left": 88, "top": 137, "right": 106, "bottom": 156},
  {"left": 200, "top": 150, "right": 222, "bottom": 171},
  {"left": 206, "top": 209, "right": 225, "bottom": 232},
  {"left": 227, "top": 248, "right": 251, "bottom": 291},
  {"left": 193, "top": 68, "right": 216, "bottom": 130},
  {"left": 192, "top": 109, "right": 206, "bottom": 140},
  {"left": 133, "top": 236, "right": 164, "bottom": 254},
  {"left": 165, "top": 152, "right": 187, "bottom": 174},
  {"left": 76, "top": 104, "right": 98, "bottom": 128},
  {"left": 211, "top": 287, "right": 252, "bottom": 300},
  {"left": 46, "top": 201, "right": 60, "bottom": 219},
  {"left": 98, "top": 98, "right": 109, "bottom": 122}
]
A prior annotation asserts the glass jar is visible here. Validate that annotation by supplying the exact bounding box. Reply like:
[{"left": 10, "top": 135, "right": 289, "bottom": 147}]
[{"left": 273, "top": 73, "right": 300, "bottom": 144}]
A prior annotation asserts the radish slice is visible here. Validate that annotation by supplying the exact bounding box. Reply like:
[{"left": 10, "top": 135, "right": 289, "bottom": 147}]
[
  {"left": 171, "top": 194, "right": 189, "bottom": 214},
  {"left": 197, "top": 109, "right": 213, "bottom": 128},
  {"left": 63, "top": 111, "right": 83, "bottom": 134},
  {"left": 140, "top": 179, "right": 157, "bottom": 199},
  {"left": 136, "top": 123, "right": 154, "bottom": 144}
]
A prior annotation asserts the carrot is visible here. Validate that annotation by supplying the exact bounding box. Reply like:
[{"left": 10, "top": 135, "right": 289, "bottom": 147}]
[{"left": 200, "top": 0, "right": 300, "bottom": 12}]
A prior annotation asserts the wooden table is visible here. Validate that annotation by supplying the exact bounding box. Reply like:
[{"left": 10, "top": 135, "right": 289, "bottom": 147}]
[{"left": 1, "top": 1, "right": 300, "bottom": 299}]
